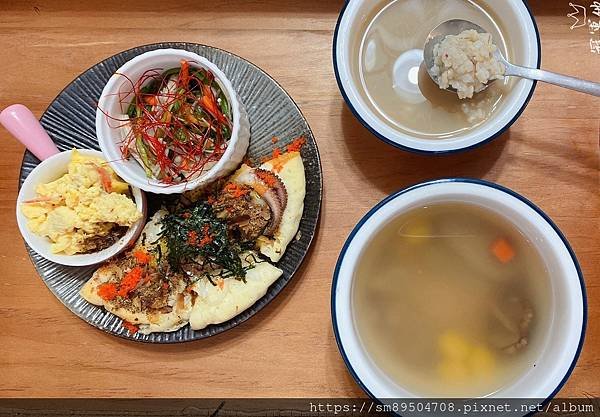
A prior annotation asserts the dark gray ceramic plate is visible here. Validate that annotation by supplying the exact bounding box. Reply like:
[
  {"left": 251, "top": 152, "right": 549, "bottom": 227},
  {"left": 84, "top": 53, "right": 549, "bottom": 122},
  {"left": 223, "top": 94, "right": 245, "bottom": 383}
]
[{"left": 18, "top": 42, "right": 322, "bottom": 343}]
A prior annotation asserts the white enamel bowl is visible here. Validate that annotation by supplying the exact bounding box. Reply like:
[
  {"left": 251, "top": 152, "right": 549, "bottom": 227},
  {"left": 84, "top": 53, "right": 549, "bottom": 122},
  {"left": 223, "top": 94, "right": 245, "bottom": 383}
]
[
  {"left": 96, "top": 48, "right": 250, "bottom": 194},
  {"left": 332, "top": 179, "right": 586, "bottom": 407},
  {"left": 333, "top": 0, "right": 541, "bottom": 153},
  {"left": 16, "top": 149, "right": 147, "bottom": 267}
]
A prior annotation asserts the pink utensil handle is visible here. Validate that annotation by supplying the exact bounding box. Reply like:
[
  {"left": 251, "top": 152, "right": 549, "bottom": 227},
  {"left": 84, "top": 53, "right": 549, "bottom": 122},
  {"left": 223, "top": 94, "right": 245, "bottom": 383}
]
[{"left": 0, "top": 104, "right": 60, "bottom": 161}]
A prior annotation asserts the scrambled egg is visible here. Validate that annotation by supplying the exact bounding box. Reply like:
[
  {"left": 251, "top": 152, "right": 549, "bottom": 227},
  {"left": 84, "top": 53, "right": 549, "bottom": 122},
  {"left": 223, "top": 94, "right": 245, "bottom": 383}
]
[{"left": 21, "top": 150, "right": 142, "bottom": 255}]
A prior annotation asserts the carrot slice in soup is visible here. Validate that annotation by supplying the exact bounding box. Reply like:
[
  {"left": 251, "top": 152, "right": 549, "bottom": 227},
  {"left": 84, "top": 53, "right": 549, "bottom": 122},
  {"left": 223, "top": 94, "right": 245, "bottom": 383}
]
[{"left": 491, "top": 238, "right": 515, "bottom": 264}]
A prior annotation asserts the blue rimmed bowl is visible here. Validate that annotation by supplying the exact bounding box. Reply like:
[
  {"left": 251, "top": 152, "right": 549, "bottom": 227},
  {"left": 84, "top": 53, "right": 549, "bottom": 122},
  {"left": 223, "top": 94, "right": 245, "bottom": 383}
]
[
  {"left": 333, "top": 0, "right": 541, "bottom": 154},
  {"left": 332, "top": 179, "right": 586, "bottom": 406}
]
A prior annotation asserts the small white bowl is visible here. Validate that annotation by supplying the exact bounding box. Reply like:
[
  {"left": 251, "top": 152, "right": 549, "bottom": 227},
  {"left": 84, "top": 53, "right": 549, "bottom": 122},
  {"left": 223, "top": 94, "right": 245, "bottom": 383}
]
[
  {"left": 17, "top": 149, "right": 147, "bottom": 267},
  {"left": 96, "top": 48, "right": 250, "bottom": 194},
  {"left": 332, "top": 179, "right": 585, "bottom": 407},
  {"left": 333, "top": 0, "right": 541, "bottom": 153}
]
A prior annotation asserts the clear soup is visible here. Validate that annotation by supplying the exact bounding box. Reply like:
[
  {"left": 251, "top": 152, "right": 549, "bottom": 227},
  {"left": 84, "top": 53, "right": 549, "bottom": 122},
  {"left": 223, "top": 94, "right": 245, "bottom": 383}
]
[
  {"left": 352, "top": 0, "right": 514, "bottom": 139},
  {"left": 353, "top": 203, "right": 551, "bottom": 397}
]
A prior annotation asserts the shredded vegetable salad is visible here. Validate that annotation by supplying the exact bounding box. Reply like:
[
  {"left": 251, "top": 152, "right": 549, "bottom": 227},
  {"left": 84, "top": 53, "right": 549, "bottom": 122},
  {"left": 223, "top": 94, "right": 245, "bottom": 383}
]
[{"left": 114, "top": 60, "right": 233, "bottom": 184}]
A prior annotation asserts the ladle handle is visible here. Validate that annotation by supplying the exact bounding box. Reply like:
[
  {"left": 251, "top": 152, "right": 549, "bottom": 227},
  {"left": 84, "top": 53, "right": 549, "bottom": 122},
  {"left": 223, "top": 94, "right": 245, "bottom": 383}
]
[
  {"left": 0, "top": 104, "right": 60, "bottom": 161},
  {"left": 505, "top": 64, "right": 600, "bottom": 97}
]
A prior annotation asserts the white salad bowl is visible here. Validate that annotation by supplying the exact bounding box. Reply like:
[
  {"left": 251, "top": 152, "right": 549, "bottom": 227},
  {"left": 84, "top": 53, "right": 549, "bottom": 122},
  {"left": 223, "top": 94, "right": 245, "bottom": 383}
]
[
  {"left": 333, "top": 0, "right": 541, "bottom": 153},
  {"left": 332, "top": 179, "right": 586, "bottom": 409},
  {"left": 16, "top": 149, "right": 147, "bottom": 267},
  {"left": 96, "top": 48, "right": 250, "bottom": 194}
]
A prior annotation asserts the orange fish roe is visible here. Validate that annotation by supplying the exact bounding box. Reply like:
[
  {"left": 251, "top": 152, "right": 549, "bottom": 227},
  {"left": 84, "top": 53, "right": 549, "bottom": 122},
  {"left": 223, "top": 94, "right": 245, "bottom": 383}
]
[
  {"left": 272, "top": 147, "right": 282, "bottom": 159},
  {"left": 199, "top": 224, "right": 213, "bottom": 247},
  {"left": 187, "top": 230, "right": 198, "bottom": 245},
  {"left": 255, "top": 170, "right": 277, "bottom": 187},
  {"left": 122, "top": 321, "right": 139, "bottom": 334},
  {"left": 271, "top": 136, "right": 279, "bottom": 144},
  {"left": 270, "top": 151, "right": 295, "bottom": 173},
  {"left": 187, "top": 226, "right": 213, "bottom": 247},
  {"left": 133, "top": 249, "right": 151, "bottom": 265},
  {"left": 98, "top": 283, "right": 118, "bottom": 301},
  {"left": 286, "top": 136, "right": 306, "bottom": 153},
  {"left": 117, "top": 266, "right": 144, "bottom": 298},
  {"left": 224, "top": 182, "right": 249, "bottom": 198}
]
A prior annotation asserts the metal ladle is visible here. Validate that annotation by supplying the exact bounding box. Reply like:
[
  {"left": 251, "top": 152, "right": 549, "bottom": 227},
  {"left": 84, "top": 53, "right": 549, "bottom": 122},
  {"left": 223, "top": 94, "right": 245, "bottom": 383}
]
[{"left": 423, "top": 19, "right": 600, "bottom": 97}]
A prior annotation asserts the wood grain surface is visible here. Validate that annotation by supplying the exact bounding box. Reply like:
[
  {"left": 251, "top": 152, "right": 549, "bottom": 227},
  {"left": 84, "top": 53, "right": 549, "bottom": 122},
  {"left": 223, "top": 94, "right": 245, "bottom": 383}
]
[{"left": 0, "top": 0, "right": 598, "bottom": 399}]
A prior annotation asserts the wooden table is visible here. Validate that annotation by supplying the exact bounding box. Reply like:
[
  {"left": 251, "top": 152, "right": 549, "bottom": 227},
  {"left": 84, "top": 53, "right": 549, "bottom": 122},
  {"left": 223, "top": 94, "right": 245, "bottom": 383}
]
[{"left": 0, "top": 0, "right": 598, "bottom": 399}]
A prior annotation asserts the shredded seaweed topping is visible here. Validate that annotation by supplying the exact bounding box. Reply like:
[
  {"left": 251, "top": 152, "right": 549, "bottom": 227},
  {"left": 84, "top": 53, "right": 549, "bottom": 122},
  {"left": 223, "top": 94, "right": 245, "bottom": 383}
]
[{"left": 158, "top": 202, "right": 250, "bottom": 280}]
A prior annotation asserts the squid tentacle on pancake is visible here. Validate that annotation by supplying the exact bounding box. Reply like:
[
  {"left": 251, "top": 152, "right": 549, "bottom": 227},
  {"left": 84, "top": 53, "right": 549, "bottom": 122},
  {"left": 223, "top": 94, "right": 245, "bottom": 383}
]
[
  {"left": 256, "top": 151, "right": 306, "bottom": 263},
  {"left": 232, "top": 166, "right": 288, "bottom": 236}
]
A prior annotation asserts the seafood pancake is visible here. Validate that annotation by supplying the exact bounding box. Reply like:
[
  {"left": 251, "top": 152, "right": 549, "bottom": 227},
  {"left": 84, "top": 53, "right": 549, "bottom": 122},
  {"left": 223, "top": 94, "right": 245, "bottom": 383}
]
[
  {"left": 80, "top": 210, "right": 193, "bottom": 334},
  {"left": 189, "top": 253, "right": 283, "bottom": 330},
  {"left": 80, "top": 150, "right": 306, "bottom": 334}
]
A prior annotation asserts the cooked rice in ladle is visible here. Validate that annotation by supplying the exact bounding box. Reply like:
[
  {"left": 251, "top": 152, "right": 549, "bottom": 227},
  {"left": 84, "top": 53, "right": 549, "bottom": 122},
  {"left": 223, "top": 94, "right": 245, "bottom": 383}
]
[{"left": 431, "top": 29, "right": 505, "bottom": 99}]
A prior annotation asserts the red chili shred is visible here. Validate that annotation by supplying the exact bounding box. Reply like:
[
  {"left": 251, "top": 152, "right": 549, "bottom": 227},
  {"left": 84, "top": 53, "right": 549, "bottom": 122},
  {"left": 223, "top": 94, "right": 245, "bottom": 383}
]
[{"left": 104, "top": 59, "right": 232, "bottom": 185}]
